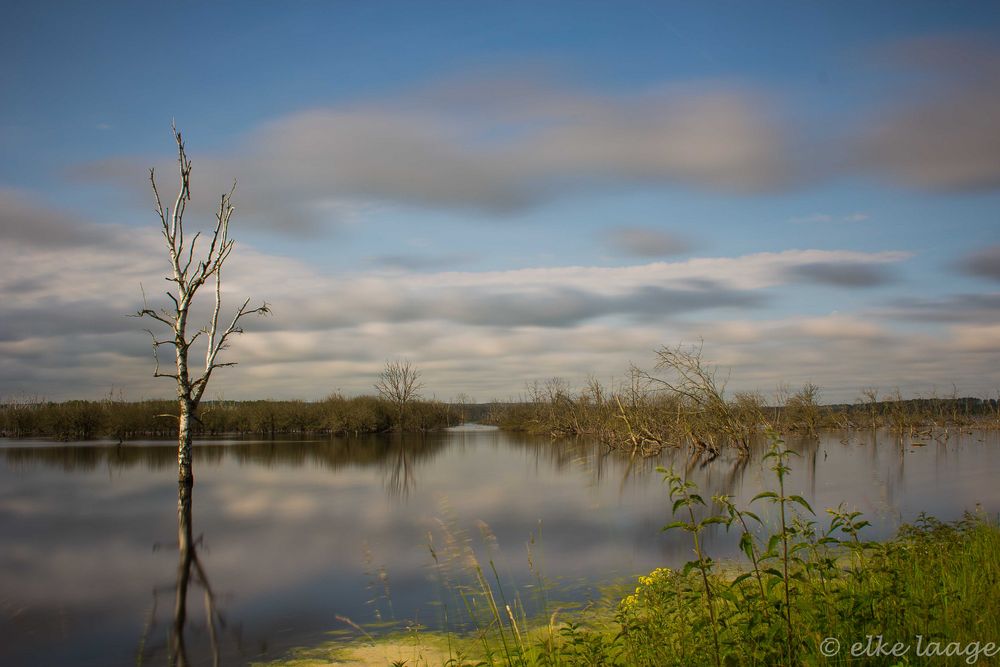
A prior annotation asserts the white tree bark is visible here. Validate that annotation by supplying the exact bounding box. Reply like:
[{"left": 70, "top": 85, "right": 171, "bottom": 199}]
[{"left": 137, "top": 127, "right": 268, "bottom": 485}]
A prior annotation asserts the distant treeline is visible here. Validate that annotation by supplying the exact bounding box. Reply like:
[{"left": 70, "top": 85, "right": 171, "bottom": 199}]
[
  {"left": 0, "top": 394, "right": 490, "bottom": 440},
  {"left": 4, "top": 352, "right": 998, "bottom": 453}
]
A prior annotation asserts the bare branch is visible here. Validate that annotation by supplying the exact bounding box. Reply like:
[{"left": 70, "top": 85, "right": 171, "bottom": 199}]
[
  {"left": 149, "top": 169, "right": 169, "bottom": 234},
  {"left": 137, "top": 127, "right": 267, "bottom": 485},
  {"left": 375, "top": 359, "right": 424, "bottom": 428},
  {"left": 135, "top": 308, "right": 176, "bottom": 327},
  {"left": 210, "top": 298, "right": 270, "bottom": 367},
  {"left": 180, "top": 230, "right": 202, "bottom": 280},
  {"left": 144, "top": 329, "right": 179, "bottom": 380}
]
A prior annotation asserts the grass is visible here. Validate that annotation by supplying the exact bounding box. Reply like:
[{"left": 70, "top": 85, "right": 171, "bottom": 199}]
[{"left": 259, "top": 432, "right": 1000, "bottom": 667}]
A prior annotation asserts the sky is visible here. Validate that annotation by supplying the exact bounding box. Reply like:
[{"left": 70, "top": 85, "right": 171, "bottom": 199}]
[{"left": 1, "top": 1, "right": 999, "bottom": 404}]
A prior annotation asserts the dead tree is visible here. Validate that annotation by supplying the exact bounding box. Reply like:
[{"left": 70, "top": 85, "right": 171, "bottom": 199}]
[{"left": 136, "top": 127, "right": 269, "bottom": 485}]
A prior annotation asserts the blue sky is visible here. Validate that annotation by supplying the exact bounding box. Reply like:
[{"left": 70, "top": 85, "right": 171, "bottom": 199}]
[{"left": 1, "top": 1, "right": 999, "bottom": 402}]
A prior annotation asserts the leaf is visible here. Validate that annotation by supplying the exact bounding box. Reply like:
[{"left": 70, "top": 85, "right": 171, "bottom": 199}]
[
  {"left": 731, "top": 572, "right": 752, "bottom": 587},
  {"left": 789, "top": 495, "right": 815, "bottom": 515},
  {"left": 752, "top": 491, "right": 779, "bottom": 504},
  {"left": 662, "top": 521, "right": 688, "bottom": 532},
  {"left": 716, "top": 588, "right": 738, "bottom": 604}
]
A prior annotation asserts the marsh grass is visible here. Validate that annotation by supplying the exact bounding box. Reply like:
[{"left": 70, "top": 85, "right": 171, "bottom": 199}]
[
  {"left": 615, "top": 432, "right": 1000, "bottom": 667},
  {"left": 485, "top": 348, "right": 1000, "bottom": 459}
]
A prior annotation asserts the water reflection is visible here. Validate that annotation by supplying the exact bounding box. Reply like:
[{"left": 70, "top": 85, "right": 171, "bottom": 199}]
[
  {"left": 130, "top": 482, "right": 225, "bottom": 667},
  {"left": 1, "top": 429, "right": 998, "bottom": 666},
  {"left": 171, "top": 483, "right": 218, "bottom": 667},
  {"left": 1, "top": 436, "right": 450, "bottom": 475}
]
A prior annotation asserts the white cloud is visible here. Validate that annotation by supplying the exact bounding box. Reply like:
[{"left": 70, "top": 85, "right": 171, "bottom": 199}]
[
  {"left": 0, "top": 195, "right": 951, "bottom": 402},
  {"left": 950, "top": 323, "right": 1000, "bottom": 352}
]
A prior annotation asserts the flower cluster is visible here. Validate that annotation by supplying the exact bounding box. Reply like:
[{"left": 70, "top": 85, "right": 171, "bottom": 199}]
[{"left": 620, "top": 567, "right": 673, "bottom": 612}]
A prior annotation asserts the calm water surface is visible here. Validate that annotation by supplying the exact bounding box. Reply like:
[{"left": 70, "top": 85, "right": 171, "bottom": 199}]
[{"left": 1, "top": 428, "right": 998, "bottom": 666}]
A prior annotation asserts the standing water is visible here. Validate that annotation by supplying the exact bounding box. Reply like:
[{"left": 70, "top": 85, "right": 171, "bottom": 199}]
[{"left": 1, "top": 428, "right": 998, "bottom": 666}]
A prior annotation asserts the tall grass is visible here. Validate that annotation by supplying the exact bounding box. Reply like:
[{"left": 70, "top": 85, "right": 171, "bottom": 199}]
[{"left": 614, "top": 432, "right": 1000, "bottom": 667}]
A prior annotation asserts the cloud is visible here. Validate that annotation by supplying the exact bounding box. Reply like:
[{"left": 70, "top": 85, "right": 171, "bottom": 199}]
[
  {"left": 0, "top": 197, "right": 975, "bottom": 402},
  {"left": 68, "top": 37, "right": 1000, "bottom": 239},
  {"left": 415, "top": 283, "right": 764, "bottom": 328},
  {"left": 950, "top": 323, "right": 1000, "bottom": 352},
  {"left": 879, "top": 293, "right": 1000, "bottom": 323},
  {"left": 855, "top": 36, "right": 1000, "bottom": 191},
  {"left": 956, "top": 245, "right": 1000, "bottom": 282},
  {"left": 226, "top": 249, "right": 907, "bottom": 334},
  {"left": 0, "top": 189, "right": 100, "bottom": 248},
  {"left": 74, "top": 77, "right": 802, "bottom": 232},
  {"left": 0, "top": 194, "right": 919, "bottom": 400},
  {"left": 669, "top": 314, "right": 1000, "bottom": 399},
  {"left": 603, "top": 226, "right": 693, "bottom": 258},
  {"left": 786, "top": 261, "right": 896, "bottom": 288},
  {"left": 367, "top": 253, "right": 476, "bottom": 272},
  {"left": 0, "top": 303, "right": 135, "bottom": 342}
]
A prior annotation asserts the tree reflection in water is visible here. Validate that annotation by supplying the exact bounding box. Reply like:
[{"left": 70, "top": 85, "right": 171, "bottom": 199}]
[
  {"left": 383, "top": 435, "right": 417, "bottom": 498},
  {"left": 136, "top": 482, "right": 224, "bottom": 667}
]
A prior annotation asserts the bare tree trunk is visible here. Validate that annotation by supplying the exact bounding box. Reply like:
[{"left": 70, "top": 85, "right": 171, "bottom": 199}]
[{"left": 178, "top": 400, "right": 194, "bottom": 485}]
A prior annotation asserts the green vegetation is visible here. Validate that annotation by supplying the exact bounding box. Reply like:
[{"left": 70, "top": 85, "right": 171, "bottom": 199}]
[
  {"left": 259, "top": 433, "right": 1000, "bottom": 667},
  {"left": 0, "top": 393, "right": 460, "bottom": 440}
]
